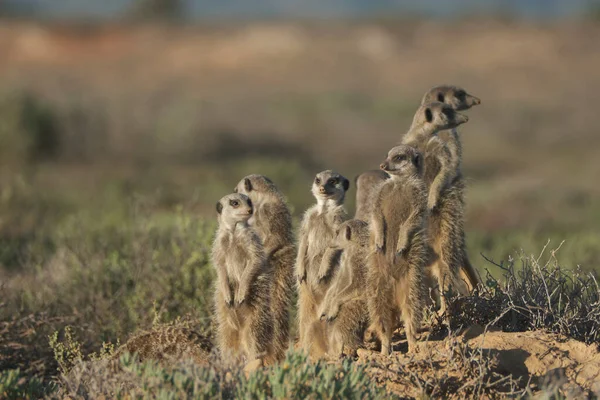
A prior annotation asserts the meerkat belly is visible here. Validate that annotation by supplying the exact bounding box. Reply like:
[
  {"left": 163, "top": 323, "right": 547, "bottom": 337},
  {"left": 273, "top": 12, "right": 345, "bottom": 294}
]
[
  {"left": 225, "top": 247, "right": 247, "bottom": 286},
  {"left": 306, "top": 220, "right": 335, "bottom": 270}
]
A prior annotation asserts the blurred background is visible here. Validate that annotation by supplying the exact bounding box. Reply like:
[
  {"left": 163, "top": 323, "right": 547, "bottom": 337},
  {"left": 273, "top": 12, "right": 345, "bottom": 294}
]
[{"left": 1, "top": 0, "right": 600, "bottom": 383}]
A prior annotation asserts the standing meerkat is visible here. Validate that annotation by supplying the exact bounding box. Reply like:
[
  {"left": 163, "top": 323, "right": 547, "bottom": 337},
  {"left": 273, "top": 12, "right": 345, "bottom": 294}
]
[
  {"left": 318, "top": 219, "right": 370, "bottom": 358},
  {"left": 296, "top": 170, "right": 350, "bottom": 358},
  {"left": 420, "top": 85, "right": 482, "bottom": 292},
  {"left": 212, "top": 193, "right": 275, "bottom": 369},
  {"left": 421, "top": 85, "right": 481, "bottom": 174},
  {"left": 234, "top": 174, "right": 294, "bottom": 361},
  {"left": 354, "top": 169, "right": 388, "bottom": 221},
  {"left": 402, "top": 102, "right": 470, "bottom": 311},
  {"left": 368, "top": 145, "right": 429, "bottom": 354}
]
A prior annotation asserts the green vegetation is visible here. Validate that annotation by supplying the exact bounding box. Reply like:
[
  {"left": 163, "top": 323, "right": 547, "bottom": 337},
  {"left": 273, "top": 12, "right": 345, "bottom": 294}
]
[{"left": 1, "top": 46, "right": 599, "bottom": 396}]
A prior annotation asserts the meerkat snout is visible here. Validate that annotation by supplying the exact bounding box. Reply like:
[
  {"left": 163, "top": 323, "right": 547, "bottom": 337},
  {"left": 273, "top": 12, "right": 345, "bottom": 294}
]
[{"left": 380, "top": 162, "right": 388, "bottom": 171}]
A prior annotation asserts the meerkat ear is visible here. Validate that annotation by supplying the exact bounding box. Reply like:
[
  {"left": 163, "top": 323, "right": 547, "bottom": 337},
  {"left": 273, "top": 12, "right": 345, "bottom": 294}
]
[
  {"left": 244, "top": 178, "right": 252, "bottom": 192},
  {"left": 425, "top": 108, "right": 433, "bottom": 123},
  {"left": 437, "top": 93, "right": 444, "bottom": 103},
  {"left": 216, "top": 201, "right": 223, "bottom": 214},
  {"left": 345, "top": 225, "right": 352, "bottom": 241},
  {"left": 342, "top": 178, "right": 350, "bottom": 191}
]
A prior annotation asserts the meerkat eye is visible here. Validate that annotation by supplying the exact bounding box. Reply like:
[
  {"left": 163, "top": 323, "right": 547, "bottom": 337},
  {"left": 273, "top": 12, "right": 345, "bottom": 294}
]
[
  {"left": 437, "top": 93, "right": 444, "bottom": 102},
  {"left": 230, "top": 200, "right": 239, "bottom": 207},
  {"left": 394, "top": 155, "right": 404, "bottom": 162},
  {"left": 315, "top": 177, "right": 321, "bottom": 185},
  {"left": 329, "top": 178, "right": 338, "bottom": 186}
]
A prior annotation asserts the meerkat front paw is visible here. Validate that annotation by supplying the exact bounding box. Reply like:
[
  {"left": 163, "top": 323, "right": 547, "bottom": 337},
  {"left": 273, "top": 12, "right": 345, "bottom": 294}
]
[
  {"left": 235, "top": 286, "right": 248, "bottom": 307},
  {"left": 427, "top": 194, "right": 439, "bottom": 211},
  {"left": 296, "top": 270, "right": 307, "bottom": 284}
]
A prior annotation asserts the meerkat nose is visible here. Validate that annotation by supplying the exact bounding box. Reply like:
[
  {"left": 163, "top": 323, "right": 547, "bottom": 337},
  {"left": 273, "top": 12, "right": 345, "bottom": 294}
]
[
  {"left": 319, "top": 186, "right": 326, "bottom": 194},
  {"left": 380, "top": 162, "right": 388, "bottom": 171},
  {"left": 472, "top": 96, "right": 481, "bottom": 105}
]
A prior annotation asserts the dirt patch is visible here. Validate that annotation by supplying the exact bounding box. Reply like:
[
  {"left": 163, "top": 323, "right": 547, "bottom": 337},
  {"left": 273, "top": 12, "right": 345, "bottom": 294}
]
[{"left": 357, "top": 327, "right": 600, "bottom": 398}]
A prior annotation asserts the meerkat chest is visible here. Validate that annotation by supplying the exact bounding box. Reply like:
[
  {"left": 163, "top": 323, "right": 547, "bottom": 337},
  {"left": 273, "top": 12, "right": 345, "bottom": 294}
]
[
  {"left": 224, "top": 233, "right": 254, "bottom": 283},
  {"left": 306, "top": 215, "right": 337, "bottom": 259}
]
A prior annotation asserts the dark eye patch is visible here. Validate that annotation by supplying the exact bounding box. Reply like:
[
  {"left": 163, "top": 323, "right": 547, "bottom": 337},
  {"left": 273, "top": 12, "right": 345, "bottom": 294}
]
[
  {"left": 315, "top": 177, "right": 321, "bottom": 185},
  {"left": 328, "top": 178, "right": 338, "bottom": 186},
  {"left": 437, "top": 93, "right": 444, "bottom": 102},
  {"left": 442, "top": 107, "right": 455, "bottom": 118},
  {"left": 229, "top": 200, "right": 239, "bottom": 207},
  {"left": 425, "top": 108, "right": 433, "bottom": 123}
]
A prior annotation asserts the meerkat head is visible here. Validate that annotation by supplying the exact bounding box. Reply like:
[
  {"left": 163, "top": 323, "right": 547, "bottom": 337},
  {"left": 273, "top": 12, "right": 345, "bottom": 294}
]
[
  {"left": 380, "top": 145, "right": 423, "bottom": 178},
  {"left": 410, "top": 102, "right": 469, "bottom": 136},
  {"left": 311, "top": 170, "right": 350, "bottom": 205},
  {"left": 421, "top": 85, "right": 481, "bottom": 111},
  {"left": 233, "top": 174, "right": 280, "bottom": 206},
  {"left": 335, "top": 219, "right": 369, "bottom": 247},
  {"left": 216, "top": 193, "right": 253, "bottom": 229}
]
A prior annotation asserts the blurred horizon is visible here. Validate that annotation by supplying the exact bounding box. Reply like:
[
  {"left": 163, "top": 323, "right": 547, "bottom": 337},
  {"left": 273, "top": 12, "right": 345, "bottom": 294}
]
[{"left": 2, "top": 0, "right": 600, "bottom": 21}]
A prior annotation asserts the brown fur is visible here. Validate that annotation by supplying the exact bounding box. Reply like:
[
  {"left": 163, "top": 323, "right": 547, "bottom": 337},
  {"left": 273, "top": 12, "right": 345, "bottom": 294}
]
[
  {"left": 367, "top": 145, "right": 428, "bottom": 354},
  {"left": 402, "top": 102, "right": 470, "bottom": 312},
  {"left": 234, "top": 174, "right": 295, "bottom": 361},
  {"left": 354, "top": 169, "right": 389, "bottom": 221},
  {"left": 295, "top": 170, "right": 350, "bottom": 358},
  {"left": 421, "top": 85, "right": 483, "bottom": 291},
  {"left": 318, "top": 219, "right": 370, "bottom": 357},
  {"left": 212, "top": 193, "right": 275, "bottom": 367}
]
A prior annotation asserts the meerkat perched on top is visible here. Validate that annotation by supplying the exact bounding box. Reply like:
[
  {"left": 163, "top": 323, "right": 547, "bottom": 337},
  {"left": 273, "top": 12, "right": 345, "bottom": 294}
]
[
  {"left": 420, "top": 85, "right": 482, "bottom": 292},
  {"left": 401, "top": 102, "right": 470, "bottom": 311},
  {"left": 212, "top": 193, "right": 275, "bottom": 369},
  {"left": 296, "top": 170, "right": 350, "bottom": 358},
  {"left": 234, "top": 174, "right": 295, "bottom": 361},
  {"left": 318, "top": 219, "right": 370, "bottom": 358},
  {"left": 421, "top": 85, "right": 481, "bottom": 174},
  {"left": 368, "top": 145, "right": 429, "bottom": 354}
]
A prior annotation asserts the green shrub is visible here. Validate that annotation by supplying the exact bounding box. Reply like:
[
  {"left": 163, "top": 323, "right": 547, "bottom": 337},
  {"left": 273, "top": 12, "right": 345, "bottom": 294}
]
[
  {"left": 57, "top": 350, "right": 388, "bottom": 399},
  {"left": 0, "top": 91, "right": 59, "bottom": 164},
  {"left": 0, "top": 369, "right": 47, "bottom": 399}
]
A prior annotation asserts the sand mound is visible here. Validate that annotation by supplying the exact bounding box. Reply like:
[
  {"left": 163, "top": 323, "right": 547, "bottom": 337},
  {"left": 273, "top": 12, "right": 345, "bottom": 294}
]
[{"left": 357, "top": 327, "right": 600, "bottom": 398}]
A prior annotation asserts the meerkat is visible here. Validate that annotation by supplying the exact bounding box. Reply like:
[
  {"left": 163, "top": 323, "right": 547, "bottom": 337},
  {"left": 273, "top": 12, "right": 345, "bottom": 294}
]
[
  {"left": 296, "top": 170, "right": 350, "bottom": 358},
  {"left": 111, "top": 325, "right": 212, "bottom": 366},
  {"left": 318, "top": 219, "right": 370, "bottom": 358},
  {"left": 354, "top": 169, "right": 389, "bottom": 221},
  {"left": 421, "top": 85, "right": 481, "bottom": 173},
  {"left": 212, "top": 193, "right": 275, "bottom": 369},
  {"left": 420, "top": 85, "right": 482, "bottom": 292},
  {"left": 368, "top": 145, "right": 429, "bottom": 354},
  {"left": 401, "top": 102, "right": 471, "bottom": 312},
  {"left": 234, "top": 174, "right": 295, "bottom": 361}
]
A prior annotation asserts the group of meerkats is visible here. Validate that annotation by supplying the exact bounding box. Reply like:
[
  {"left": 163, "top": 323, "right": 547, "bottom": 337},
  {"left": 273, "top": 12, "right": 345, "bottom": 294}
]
[{"left": 212, "top": 84, "right": 482, "bottom": 370}]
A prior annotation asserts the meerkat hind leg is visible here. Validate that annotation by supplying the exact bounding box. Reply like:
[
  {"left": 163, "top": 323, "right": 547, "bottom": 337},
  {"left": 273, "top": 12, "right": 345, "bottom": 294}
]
[{"left": 396, "top": 276, "right": 420, "bottom": 353}]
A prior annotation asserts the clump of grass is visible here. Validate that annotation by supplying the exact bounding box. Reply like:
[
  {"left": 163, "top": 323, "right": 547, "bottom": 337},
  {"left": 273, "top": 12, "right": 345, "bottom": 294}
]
[{"left": 446, "top": 242, "right": 600, "bottom": 345}]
